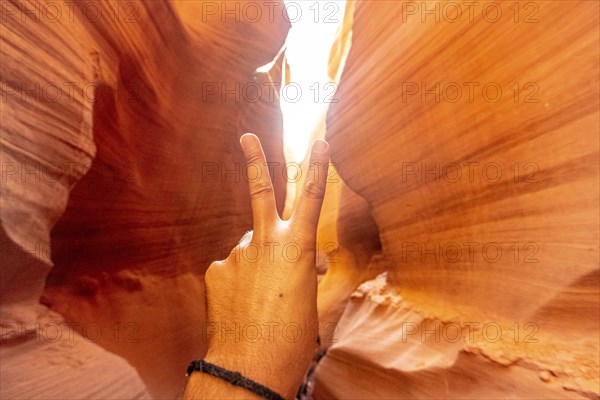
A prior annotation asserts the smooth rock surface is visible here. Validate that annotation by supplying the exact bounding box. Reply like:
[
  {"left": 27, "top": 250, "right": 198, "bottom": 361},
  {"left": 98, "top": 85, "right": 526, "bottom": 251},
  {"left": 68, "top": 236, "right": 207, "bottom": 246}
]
[
  {"left": 2, "top": 0, "right": 598, "bottom": 399},
  {"left": 1, "top": 1, "right": 289, "bottom": 398},
  {"left": 317, "top": 1, "right": 599, "bottom": 398}
]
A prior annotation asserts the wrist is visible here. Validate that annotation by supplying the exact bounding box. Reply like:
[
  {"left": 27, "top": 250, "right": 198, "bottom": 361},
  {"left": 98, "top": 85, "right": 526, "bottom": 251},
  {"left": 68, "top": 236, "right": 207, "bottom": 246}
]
[{"left": 204, "top": 349, "right": 294, "bottom": 399}]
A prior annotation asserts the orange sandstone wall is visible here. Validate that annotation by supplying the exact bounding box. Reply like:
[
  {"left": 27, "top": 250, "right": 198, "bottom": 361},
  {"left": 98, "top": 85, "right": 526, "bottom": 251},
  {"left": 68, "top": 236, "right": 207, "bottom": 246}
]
[
  {"left": 316, "top": 1, "right": 599, "bottom": 398},
  {"left": 1, "top": 1, "right": 289, "bottom": 398},
  {"left": 2, "top": 0, "right": 599, "bottom": 399}
]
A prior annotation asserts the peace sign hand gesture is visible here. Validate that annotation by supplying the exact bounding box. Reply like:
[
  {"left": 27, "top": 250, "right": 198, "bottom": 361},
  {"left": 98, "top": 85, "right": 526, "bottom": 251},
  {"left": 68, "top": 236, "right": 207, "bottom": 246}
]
[{"left": 187, "top": 133, "right": 330, "bottom": 399}]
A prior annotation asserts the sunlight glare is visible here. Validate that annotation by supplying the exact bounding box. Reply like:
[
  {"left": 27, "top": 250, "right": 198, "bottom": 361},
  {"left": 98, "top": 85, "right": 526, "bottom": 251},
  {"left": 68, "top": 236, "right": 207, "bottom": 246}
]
[{"left": 280, "top": 0, "right": 346, "bottom": 163}]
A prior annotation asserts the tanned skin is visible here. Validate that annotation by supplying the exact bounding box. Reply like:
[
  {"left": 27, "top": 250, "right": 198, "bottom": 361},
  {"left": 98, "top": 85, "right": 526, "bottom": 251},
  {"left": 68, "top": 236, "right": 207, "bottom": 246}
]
[{"left": 184, "top": 133, "right": 330, "bottom": 399}]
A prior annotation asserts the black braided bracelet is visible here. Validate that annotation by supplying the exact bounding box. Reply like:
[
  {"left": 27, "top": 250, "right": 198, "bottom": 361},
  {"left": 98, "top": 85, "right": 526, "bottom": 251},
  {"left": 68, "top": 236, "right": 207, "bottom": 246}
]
[{"left": 186, "top": 359, "right": 285, "bottom": 400}]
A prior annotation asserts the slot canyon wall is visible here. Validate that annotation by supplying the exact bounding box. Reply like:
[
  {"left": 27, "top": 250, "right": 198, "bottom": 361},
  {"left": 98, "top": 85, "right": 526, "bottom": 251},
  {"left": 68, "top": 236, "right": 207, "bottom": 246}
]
[
  {"left": 1, "top": 1, "right": 599, "bottom": 400},
  {"left": 1, "top": 0, "right": 288, "bottom": 398},
  {"left": 314, "top": 0, "right": 599, "bottom": 399}
]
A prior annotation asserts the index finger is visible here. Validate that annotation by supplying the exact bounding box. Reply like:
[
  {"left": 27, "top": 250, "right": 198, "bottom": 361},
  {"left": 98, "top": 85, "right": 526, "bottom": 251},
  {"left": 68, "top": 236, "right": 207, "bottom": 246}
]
[{"left": 240, "top": 133, "right": 278, "bottom": 233}]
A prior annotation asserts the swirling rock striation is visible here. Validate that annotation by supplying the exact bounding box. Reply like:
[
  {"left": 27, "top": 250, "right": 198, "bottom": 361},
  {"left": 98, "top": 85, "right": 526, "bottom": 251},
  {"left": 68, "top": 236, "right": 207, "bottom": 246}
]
[
  {"left": 317, "top": 0, "right": 599, "bottom": 398},
  {"left": 1, "top": 0, "right": 289, "bottom": 398}
]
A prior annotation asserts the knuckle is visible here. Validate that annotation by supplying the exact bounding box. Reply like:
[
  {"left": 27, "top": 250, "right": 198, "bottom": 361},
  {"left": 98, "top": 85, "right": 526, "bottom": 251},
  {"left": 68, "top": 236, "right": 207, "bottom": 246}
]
[
  {"left": 250, "top": 182, "right": 273, "bottom": 198},
  {"left": 303, "top": 181, "right": 324, "bottom": 200},
  {"left": 237, "top": 230, "right": 253, "bottom": 245},
  {"left": 246, "top": 153, "right": 264, "bottom": 166},
  {"left": 205, "top": 261, "right": 221, "bottom": 283},
  {"left": 293, "top": 229, "right": 316, "bottom": 249},
  {"left": 301, "top": 239, "right": 317, "bottom": 252}
]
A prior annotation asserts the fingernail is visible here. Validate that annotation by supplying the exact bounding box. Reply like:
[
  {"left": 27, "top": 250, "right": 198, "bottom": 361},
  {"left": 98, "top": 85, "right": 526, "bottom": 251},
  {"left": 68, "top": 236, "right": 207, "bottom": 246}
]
[
  {"left": 240, "top": 133, "right": 258, "bottom": 150},
  {"left": 312, "top": 139, "right": 329, "bottom": 154}
]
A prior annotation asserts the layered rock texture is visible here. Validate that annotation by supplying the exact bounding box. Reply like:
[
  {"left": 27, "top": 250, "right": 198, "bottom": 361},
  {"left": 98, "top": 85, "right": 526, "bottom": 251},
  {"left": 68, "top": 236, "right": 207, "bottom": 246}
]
[
  {"left": 2, "top": 0, "right": 288, "bottom": 398},
  {"left": 315, "top": 1, "right": 599, "bottom": 399},
  {"left": 1, "top": 0, "right": 599, "bottom": 399}
]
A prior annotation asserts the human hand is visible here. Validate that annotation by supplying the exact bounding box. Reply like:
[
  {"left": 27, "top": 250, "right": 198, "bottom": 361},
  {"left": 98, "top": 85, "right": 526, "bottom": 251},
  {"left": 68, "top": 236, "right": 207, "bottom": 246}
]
[{"left": 197, "top": 133, "right": 330, "bottom": 399}]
